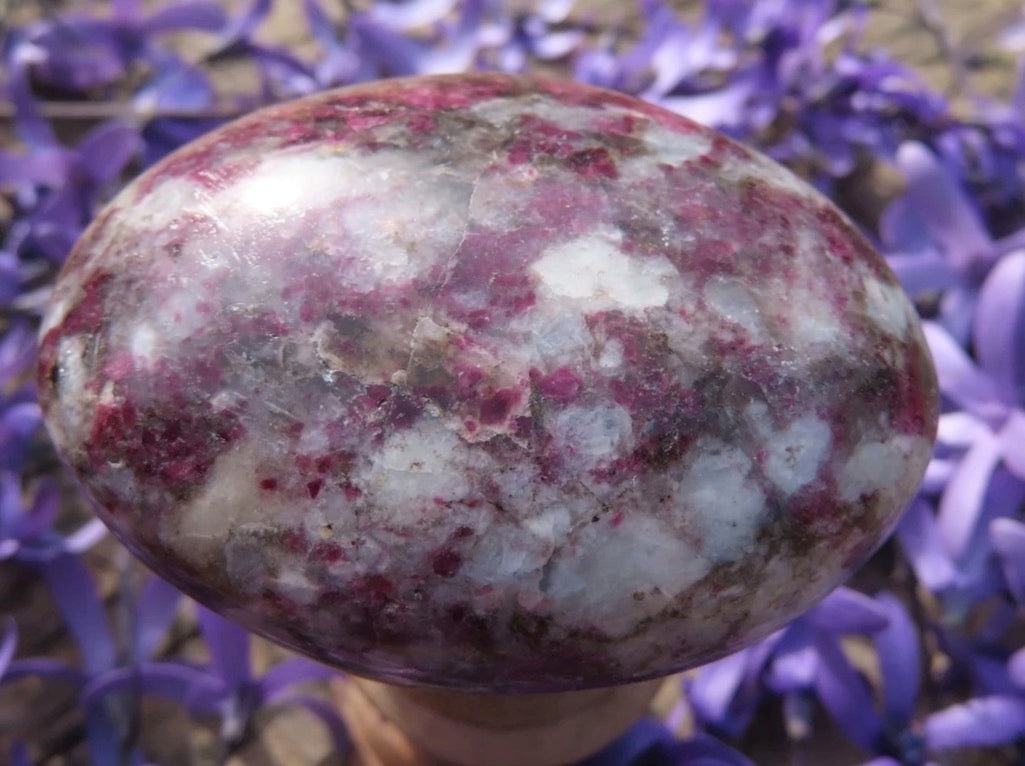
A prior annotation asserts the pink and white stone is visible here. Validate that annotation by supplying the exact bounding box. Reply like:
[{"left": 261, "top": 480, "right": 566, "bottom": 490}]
[{"left": 37, "top": 74, "right": 938, "bottom": 692}]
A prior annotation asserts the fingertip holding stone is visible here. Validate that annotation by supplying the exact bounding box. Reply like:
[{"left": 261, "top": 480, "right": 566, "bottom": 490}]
[{"left": 38, "top": 74, "right": 938, "bottom": 701}]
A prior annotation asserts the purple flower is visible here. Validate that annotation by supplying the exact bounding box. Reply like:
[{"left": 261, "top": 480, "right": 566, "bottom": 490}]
[
  {"left": 991, "top": 517, "right": 1025, "bottom": 604},
  {"left": 688, "top": 587, "right": 889, "bottom": 740},
  {"left": 1, "top": 555, "right": 179, "bottom": 762},
  {"left": 925, "top": 695, "right": 1025, "bottom": 751},
  {"left": 0, "top": 471, "right": 105, "bottom": 561},
  {"left": 10, "top": 1, "right": 227, "bottom": 94},
  {"left": 83, "top": 606, "right": 349, "bottom": 757},
  {"left": 1, "top": 94, "right": 140, "bottom": 266}
]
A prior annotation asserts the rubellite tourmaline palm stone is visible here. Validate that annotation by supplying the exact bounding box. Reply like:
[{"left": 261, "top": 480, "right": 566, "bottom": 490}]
[{"left": 38, "top": 74, "right": 938, "bottom": 692}]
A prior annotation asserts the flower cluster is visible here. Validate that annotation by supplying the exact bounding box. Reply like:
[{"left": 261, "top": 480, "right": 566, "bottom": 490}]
[{"left": 1, "top": 0, "right": 1024, "bottom": 763}]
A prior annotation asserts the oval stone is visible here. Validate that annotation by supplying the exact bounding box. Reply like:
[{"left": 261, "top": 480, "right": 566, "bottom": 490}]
[{"left": 38, "top": 73, "right": 938, "bottom": 692}]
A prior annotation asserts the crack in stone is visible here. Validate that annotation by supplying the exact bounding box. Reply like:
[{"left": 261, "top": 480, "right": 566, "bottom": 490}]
[{"left": 403, "top": 170, "right": 483, "bottom": 381}]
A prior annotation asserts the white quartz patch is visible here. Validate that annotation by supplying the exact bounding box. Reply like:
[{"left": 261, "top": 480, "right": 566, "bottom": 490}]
[
  {"left": 129, "top": 324, "right": 159, "bottom": 369},
  {"left": 130, "top": 176, "right": 208, "bottom": 233},
  {"left": 552, "top": 403, "right": 634, "bottom": 471},
  {"left": 838, "top": 435, "right": 921, "bottom": 503},
  {"left": 675, "top": 439, "right": 766, "bottom": 561},
  {"left": 747, "top": 403, "right": 832, "bottom": 496},
  {"left": 703, "top": 276, "right": 766, "bottom": 338},
  {"left": 542, "top": 513, "right": 708, "bottom": 636},
  {"left": 333, "top": 173, "right": 467, "bottom": 286},
  {"left": 532, "top": 229, "right": 676, "bottom": 310},
  {"left": 53, "top": 335, "right": 91, "bottom": 446},
  {"left": 780, "top": 278, "right": 845, "bottom": 348},
  {"left": 175, "top": 442, "right": 284, "bottom": 566},
  {"left": 362, "top": 418, "right": 491, "bottom": 519},
  {"left": 646, "top": 125, "right": 713, "bottom": 166},
  {"left": 529, "top": 311, "right": 592, "bottom": 364},
  {"left": 863, "top": 277, "right": 911, "bottom": 338},
  {"left": 620, "top": 123, "right": 713, "bottom": 181}
]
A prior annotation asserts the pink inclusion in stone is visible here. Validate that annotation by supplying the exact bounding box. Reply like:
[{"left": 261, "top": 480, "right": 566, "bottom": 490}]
[{"left": 37, "top": 73, "right": 938, "bottom": 692}]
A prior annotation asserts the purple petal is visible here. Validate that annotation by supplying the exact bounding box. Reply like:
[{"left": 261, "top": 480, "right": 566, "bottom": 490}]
[
  {"left": 5, "top": 46, "right": 57, "bottom": 148},
  {"left": 813, "top": 634, "right": 883, "bottom": 751},
  {"left": 197, "top": 607, "right": 252, "bottom": 688},
  {"left": 689, "top": 633, "right": 781, "bottom": 736},
  {"left": 258, "top": 657, "right": 339, "bottom": 701},
  {"left": 661, "top": 74, "right": 759, "bottom": 131},
  {"left": 807, "top": 586, "right": 890, "bottom": 634},
  {"left": 925, "top": 695, "right": 1025, "bottom": 749},
  {"left": 142, "top": 1, "right": 228, "bottom": 35},
  {"left": 664, "top": 691, "right": 689, "bottom": 732},
  {"left": 872, "top": 592, "right": 919, "bottom": 725},
  {"left": 766, "top": 619, "right": 816, "bottom": 693},
  {"left": 25, "top": 19, "right": 126, "bottom": 92},
  {"left": 884, "top": 251, "right": 961, "bottom": 297},
  {"left": 0, "top": 149, "right": 73, "bottom": 189},
  {"left": 272, "top": 693, "right": 351, "bottom": 754},
  {"left": 0, "top": 323, "right": 36, "bottom": 381},
  {"left": 937, "top": 412, "right": 991, "bottom": 448},
  {"left": 83, "top": 700, "right": 123, "bottom": 766},
  {"left": 140, "top": 117, "right": 224, "bottom": 168},
  {"left": 990, "top": 517, "right": 1025, "bottom": 603},
  {"left": 937, "top": 286, "right": 977, "bottom": 349},
  {"left": 768, "top": 643, "right": 817, "bottom": 693},
  {"left": 40, "top": 553, "right": 116, "bottom": 675},
  {"left": 687, "top": 648, "right": 753, "bottom": 725},
  {"left": 219, "top": 0, "right": 271, "bottom": 47},
  {"left": 526, "top": 26, "right": 584, "bottom": 60},
  {"left": 83, "top": 661, "right": 225, "bottom": 711},
  {"left": 880, "top": 195, "right": 933, "bottom": 256},
  {"left": 573, "top": 49, "right": 624, "bottom": 89},
  {"left": 999, "top": 410, "right": 1025, "bottom": 480},
  {"left": 0, "top": 539, "right": 19, "bottom": 560},
  {"left": 62, "top": 518, "right": 108, "bottom": 554},
  {"left": 1007, "top": 647, "right": 1025, "bottom": 689},
  {"left": 896, "top": 499, "right": 957, "bottom": 592},
  {"left": 578, "top": 717, "right": 674, "bottom": 766},
  {"left": 974, "top": 251, "right": 1025, "bottom": 404},
  {"left": 894, "top": 142, "right": 992, "bottom": 272},
  {"left": 4, "top": 657, "right": 86, "bottom": 685},
  {"left": 643, "top": 21, "right": 724, "bottom": 101},
  {"left": 112, "top": 0, "right": 141, "bottom": 21},
  {"left": 971, "top": 652, "right": 1021, "bottom": 697},
  {"left": 0, "top": 402, "right": 42, "bottom": 442},
  {"left": 9, "top": 742, "right": 30, "bottom": 766},
  {"left": 243, "top": 42, "right": 320, "bottom": 98},
  {"left": 134, "top": 55, "right": 215, "bottom": 113},
  {"left": 349, "top": 16, "right": 425, "bottom": 76},
  {"left": 0, "top": 617, "right": 17, "bottom": 678},
  {"left": 921, "top": 322, "right": 1003, "bottom": 417},
  {"left": 77, "top": 122, "right": 139, "bottom": 185},
  {"left": 133, "top": 575, "right": 183, "bottom": 659},
  {"left": 368, "top": 0, "right": 460, "bottom": 31},
  {"left": 304, "top": 0, "right": 342, "bottom": 51},
  {"left": 954, "top": 468, "right": 1025, "bottom": 593},
  {"left": 937, "top": 433, "right": 1004, "bottom": 560},
  {"left": 0, "top": 471, "right": 23, "bottom": 530}
]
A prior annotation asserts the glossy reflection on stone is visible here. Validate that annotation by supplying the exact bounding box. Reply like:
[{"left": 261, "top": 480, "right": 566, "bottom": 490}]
[{"left": 38, "top": 73, "right": 938, "bottom": 692}]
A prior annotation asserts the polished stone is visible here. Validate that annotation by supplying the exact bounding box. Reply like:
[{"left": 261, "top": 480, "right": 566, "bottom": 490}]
[{"left": 38, "top": 73, "right": 938, "bottom": 692}]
